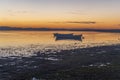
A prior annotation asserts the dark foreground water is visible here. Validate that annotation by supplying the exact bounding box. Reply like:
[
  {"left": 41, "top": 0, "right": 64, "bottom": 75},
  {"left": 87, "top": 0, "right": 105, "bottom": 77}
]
[{"left": 0, "top": 45, "right": 120, "bottom": 80}]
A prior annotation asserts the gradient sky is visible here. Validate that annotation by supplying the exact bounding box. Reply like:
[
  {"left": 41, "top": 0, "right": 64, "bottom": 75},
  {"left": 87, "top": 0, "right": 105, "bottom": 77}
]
[{"left": 0, "top": 0, "right": 120, "bottom": 29}]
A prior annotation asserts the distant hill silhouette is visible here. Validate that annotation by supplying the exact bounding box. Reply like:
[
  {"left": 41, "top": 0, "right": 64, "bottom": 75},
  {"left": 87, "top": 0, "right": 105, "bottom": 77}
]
[
  {"left": 0, "top": 26, "right": 120, "bottom": 33},
  {"left": 0, "top": 26, "right": 68, "bottom": 31}
]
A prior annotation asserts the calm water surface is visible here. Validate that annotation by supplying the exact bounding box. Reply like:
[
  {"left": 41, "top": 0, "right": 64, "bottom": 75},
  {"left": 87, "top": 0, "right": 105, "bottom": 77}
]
[{"left": 0, "top": 31, "right": 120, "bottom": 57}]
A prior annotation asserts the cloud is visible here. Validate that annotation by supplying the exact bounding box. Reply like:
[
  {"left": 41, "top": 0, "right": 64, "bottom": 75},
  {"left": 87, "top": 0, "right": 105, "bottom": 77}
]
[
  {"left": 66, "top": 21, "right": 96, "bottom": 24},
  {"left": 51, "top": 21, "right": 96, "bottom": 24},
  {"left": 67, "top": 12, "right": 85, "bottom": 15},
  {"left": 7, "top": 10, "right": 30, "bottom": 16},
  {"left": 67, "top": 10, "right": 86, "bottom": 15},
  {"left": 8, "top": 10, "right": 28, "bottom": 13}
]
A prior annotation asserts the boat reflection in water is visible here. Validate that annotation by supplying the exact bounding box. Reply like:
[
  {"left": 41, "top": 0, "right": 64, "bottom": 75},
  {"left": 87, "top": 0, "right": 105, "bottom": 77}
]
[{"left": 53, "top": 33, "right": 84, "bottom": 41}]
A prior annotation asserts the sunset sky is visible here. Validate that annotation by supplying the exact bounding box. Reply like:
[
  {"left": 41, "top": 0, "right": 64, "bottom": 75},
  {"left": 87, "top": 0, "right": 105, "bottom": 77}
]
[{"left": 0, "top": 0, "right": 120, "bottom": 29}]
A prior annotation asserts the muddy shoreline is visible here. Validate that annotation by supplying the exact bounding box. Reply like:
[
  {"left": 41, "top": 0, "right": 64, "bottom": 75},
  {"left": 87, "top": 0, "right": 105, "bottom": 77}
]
[{"left": 0, "top": 45, "right": 120, "bottom": 80}]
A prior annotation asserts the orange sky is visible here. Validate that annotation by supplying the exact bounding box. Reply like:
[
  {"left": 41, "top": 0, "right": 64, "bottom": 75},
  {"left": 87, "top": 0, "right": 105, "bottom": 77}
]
[{"left": 0, "top": 0, "right": 120, "bottom": 29}]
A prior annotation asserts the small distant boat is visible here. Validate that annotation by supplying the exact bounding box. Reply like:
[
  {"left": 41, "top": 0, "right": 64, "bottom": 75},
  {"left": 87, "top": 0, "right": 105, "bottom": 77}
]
[
  {"left": 53, "top": 33, "right": 83, "bottom": 41},
  {"left": 54, "top": 33, "right": 73, "bottom": 37}
]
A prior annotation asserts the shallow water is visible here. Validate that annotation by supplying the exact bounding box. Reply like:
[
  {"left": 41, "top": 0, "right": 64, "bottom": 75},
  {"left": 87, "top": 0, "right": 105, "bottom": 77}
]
[{"left": 0, "top": 31, "right": 120, "bottom": 57}]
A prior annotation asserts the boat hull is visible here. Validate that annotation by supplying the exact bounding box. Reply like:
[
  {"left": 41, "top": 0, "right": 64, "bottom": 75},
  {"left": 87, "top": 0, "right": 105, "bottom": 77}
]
[{"left": 54, "top": 33, "right": 83, "bottom": 41}]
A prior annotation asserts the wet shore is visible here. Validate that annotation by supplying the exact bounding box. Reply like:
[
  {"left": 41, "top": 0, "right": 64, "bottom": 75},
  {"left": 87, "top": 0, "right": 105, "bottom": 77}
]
[{"left": 0, "top": 44, "right": 120, "bottom": 80}]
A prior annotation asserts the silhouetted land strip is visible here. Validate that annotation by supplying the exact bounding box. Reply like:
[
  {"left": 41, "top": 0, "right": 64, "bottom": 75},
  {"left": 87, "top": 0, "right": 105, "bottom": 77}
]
[
  {"left": 0, "top": 45, "right": 120, "bottom": 80},
  {"left": 0, "top": 26, "right": 120, "bottom": 33}
]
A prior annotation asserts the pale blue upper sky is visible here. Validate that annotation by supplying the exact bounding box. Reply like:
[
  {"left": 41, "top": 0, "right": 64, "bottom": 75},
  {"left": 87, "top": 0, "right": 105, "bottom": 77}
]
[{"left": 0, "top": 0, "right": 119, "bottom": 13}]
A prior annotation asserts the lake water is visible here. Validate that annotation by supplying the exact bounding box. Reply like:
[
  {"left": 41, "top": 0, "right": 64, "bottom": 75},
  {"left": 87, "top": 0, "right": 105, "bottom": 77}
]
[{"left": 0, "top": 31, "right": 120, "bottom": 57}]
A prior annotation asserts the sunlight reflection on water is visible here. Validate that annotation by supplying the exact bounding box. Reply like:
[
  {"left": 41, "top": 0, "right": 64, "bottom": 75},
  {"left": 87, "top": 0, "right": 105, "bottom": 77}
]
[{"left": 0, "top": 31, "right": 120, "bottom": 57}]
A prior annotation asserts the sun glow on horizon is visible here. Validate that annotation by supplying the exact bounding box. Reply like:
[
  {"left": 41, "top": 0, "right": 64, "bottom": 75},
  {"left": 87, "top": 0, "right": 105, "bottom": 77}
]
[{"left": 0, "top": 0, "right": 120, "bottom": 29}]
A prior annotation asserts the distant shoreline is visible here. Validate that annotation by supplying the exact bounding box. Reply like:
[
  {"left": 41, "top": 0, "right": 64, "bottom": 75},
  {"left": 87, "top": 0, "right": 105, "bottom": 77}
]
[{"left": 0, "top": 26, "right": 120, "bottom": 33}]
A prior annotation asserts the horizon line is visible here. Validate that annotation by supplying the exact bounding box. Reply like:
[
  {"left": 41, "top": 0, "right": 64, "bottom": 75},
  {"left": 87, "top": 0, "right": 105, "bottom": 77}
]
[{"left": 0, "top": 26, "right": 120, "bottom": 30}]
